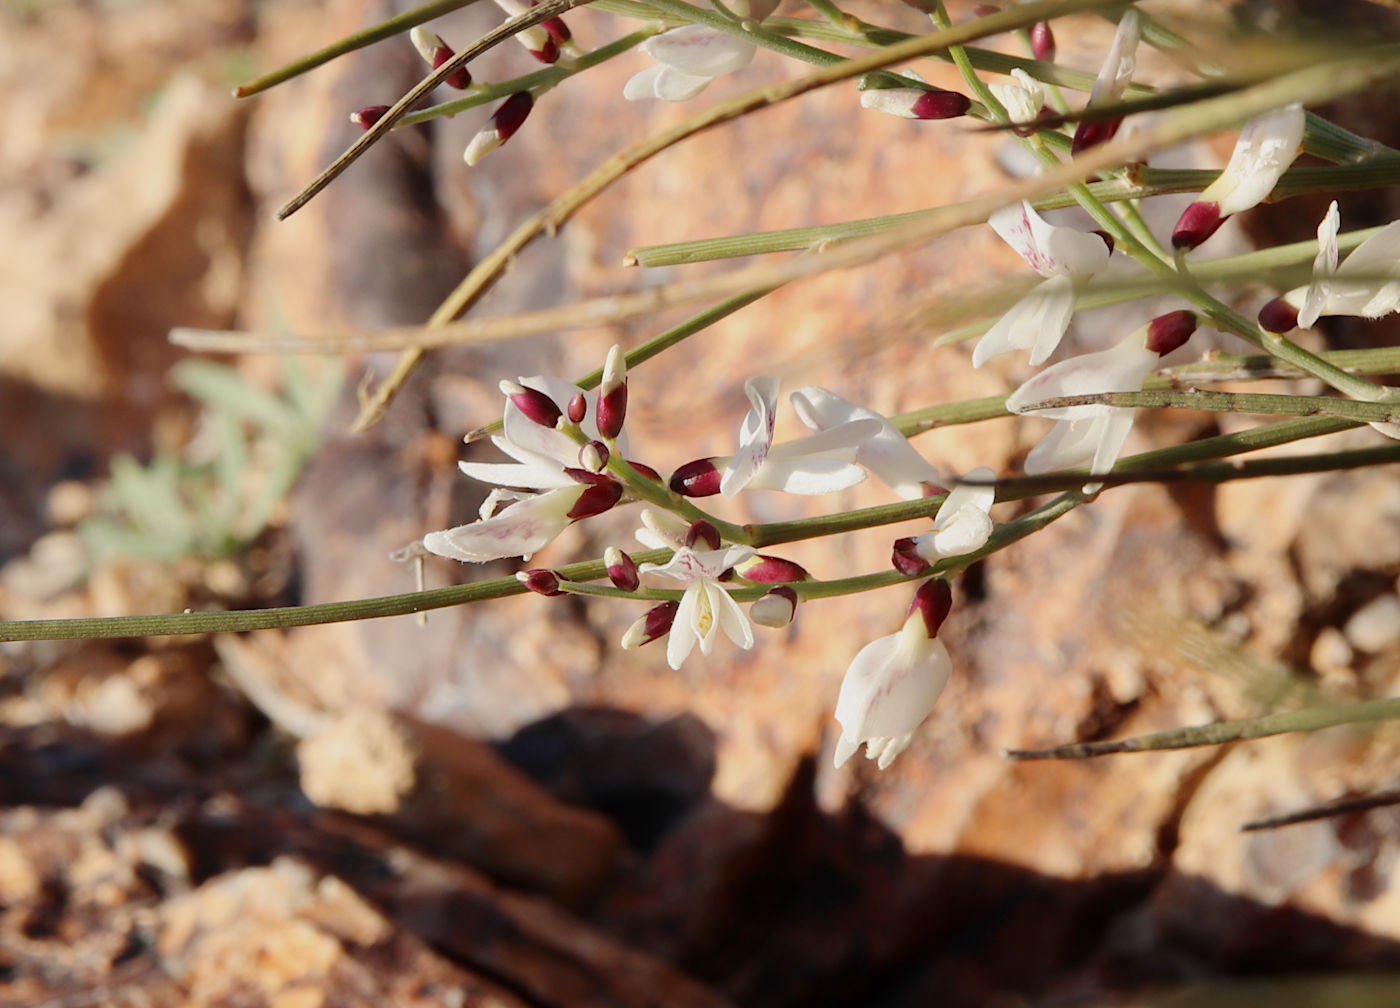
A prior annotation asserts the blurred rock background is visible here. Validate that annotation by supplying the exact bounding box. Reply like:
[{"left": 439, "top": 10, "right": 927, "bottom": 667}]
[{"left": 5, "top": 0, "right": 1400, "bottom": 1005}]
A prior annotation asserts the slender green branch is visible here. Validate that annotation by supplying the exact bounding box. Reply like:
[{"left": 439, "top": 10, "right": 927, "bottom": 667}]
[
  {"left": 398, "top": 29, "right": 658, "bottom": 125},
  {"left": 1006, "top": 697, "right": 1400, "bottom": 760},
  {"left": 233, "top": 0, "right": 484, "bottom": 97},
  {"left": 1023, "top": 388, "right": 1400, "bottom": 424}
]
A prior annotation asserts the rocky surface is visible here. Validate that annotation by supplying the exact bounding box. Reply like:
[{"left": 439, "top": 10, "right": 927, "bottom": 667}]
[{"left": 6, "top": 1, "right": 1400, "bottom": 1006}]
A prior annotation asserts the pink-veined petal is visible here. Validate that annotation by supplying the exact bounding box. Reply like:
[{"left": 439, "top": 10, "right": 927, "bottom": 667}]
[
  {"left": 623, "top": 64, "right": 668, "bottom": 101},
  {"left": 422, "top": 486, "right": 580, "bottom": 562},
  {"left": 720, "top": 376, "right": 780, "bottom": 497},
  {"left": 643, "top": 25, "right": 755, "bottom": 77}
]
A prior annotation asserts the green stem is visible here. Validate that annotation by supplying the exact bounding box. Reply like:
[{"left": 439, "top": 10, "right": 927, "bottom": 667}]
[
  {"left": 1023, "top": 388, "right": 1400, "bottom": 424},
  {"left": 1006, "top": 697, "right": 1400, "bottom": 760},
  {"left": 399, "top": 29, "right": 657, "bottom": 125},
  {"left": 234, "top": 0, "right": 485, "bottom": 97}
]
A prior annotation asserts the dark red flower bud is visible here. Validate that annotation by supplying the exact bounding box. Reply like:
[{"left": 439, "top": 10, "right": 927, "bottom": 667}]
[
  {"left": 1258, "top": 297, "right": 1300, "bottom": 334},
  {"left": 1071, "top": 118, "right": 1122, "bottom": 155},
  {"left": 909, "top": 578, "right": 953, "bottom": 638},
  {"left": 542, "top": 16, "right": 571, "bottom": 45},
  {"left": 516, "top": 568, "right": 562, "bottom": 596},
  {"left": 621, "top": 601, "right": 679, "bottom": 649},
  {"left": 628, "top": 460, "right": 661, "bottom": 482},
  {"left": 750, "top": 586, "right": 798, "bottom": 628},
  {"left": 892, "top": 537, "right": 934, "bottom": 577},
  {"left": 1146, "top": 310, "right": 1198, "bottom": 356},
  {"left": 566, "top": 476, "right": 623, "bottom": 520},
  {"left": 1172, "top": 200, "right": 1224, "bottom": 251},
  {"left": 464, "top": 92, "right": 534, "bottom": 166},
  {"left": 500, "top": 380, "right": 561, "bottom": 428},
  {"left": 350, "top": 105, "right": 391, "bottom": 130},
  {"left": 911, "top": 89, "right": 972, "bottom": 120},
  {"left": 669, "top": 459, "right": 723, "bottom": 498},
  {"left": 684, "top": 520, "right": 721, "bottom": 551},
  {"left": 604, "top": 547, "right": 640, "bottom": 592},
  {"left": 410, "top": 28, "right": 472, "bottom": 89},
  {"left": 596, "top": 345, "right": 627, "bottom": 439},
  {"left": 734, "top": 554, "right": 809, "bottom": 583},
  {"left": 566, "top": 392, "right": 588, "bottom": 424},
  {"left": 1030, "top": 22, "right": 1055, "bottom": 62}
]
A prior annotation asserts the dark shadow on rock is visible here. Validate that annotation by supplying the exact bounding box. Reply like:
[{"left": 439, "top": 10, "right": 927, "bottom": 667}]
[
  {"left": 10, "top": 709, "right": 1400, "bottom": 1008},
  {"left": 495, "top": 707, "right": 717, "bottom": 854}
]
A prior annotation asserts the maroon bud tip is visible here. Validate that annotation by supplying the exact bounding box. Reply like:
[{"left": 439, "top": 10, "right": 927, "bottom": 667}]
[
  {"left": 1172, "top": 201, "right": 1223, "bottom": 251},
  {"left": 909, "top": 578, "right": 953, "bottom": 638},
  {"left": 566, "top": 478, "right": 623, "bottom": 520},
  {"left": 750, "top": 585, "right": 798, "bottom": 628},
  {"left": 911, "top": 89, "right": 972, "bottom": 120},
  {"left": 445, "top": 64, "right": 473, "bottom": 90},
  {"left": 503, "top": 380, "right": 562, "bottom": 428},
  {"left": 1146, "top": 310, "right": 1198, "bottom": 356},
  {"left": 529, "top": 36, "right": 560, "bottom": 64},
  {"left": 627, "top": 460, "right": 661, "bottom": 482},
  {"left": 669, "top": 459, "right": 723, "bottom": 498},
  {"left": 736, "top": 554, "right": 809, "bottom": 584},
  {"left": 597, "top": 385, "right": 627, "bottom": 440},
  {"left": 1090, "top": 229, "right": 1115, "bottom": 255},
  {"left": 684, "top": 520, "right": 721, "bottom": 551},
  {"left": 1258, "top": 297, "right": 1300, "bottom": 334},
  {"left": 622, "top": 600, "right": 679, "bottom": 649},
  {"left": 605, "top": 547, "right": 640, "bottom": 592},
  {"left": 892, "top": 537, "right": 933, "bottom": 577},
  {"left": 350, "top": 105, "right": 391, "bottom": 130},
  {"left": 1071, "top": 119, "right": 1122, "bottom": 155},
  {"left": 542, "top": 16, "right": 571, "bottom": 44},
  {"left": 1030, "top": 22, "right": 1055, "bottom": 62},
  {"left": 566, "top": 392, "right": 588, "bottom": 424},
  {"left": 516, "top": 568, "right": 562, "bottom": 596},
  {"left": 494, "top": 92, "right": 534, "bottom": 142}
]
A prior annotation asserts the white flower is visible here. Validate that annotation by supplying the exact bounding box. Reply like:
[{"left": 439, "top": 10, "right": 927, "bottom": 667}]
[
  {"left": 1172, "top": 103, "right": 1305, "bottom": 250},
  {"left": 623, "top": 25, "right": 756, "bottom": 101},
  {"left": 422, "top": 364, "right": 626, "bottom": 563},
  {"left": 638, "top": 542, "right": 756, "bottom": 670},
  {"left": 790, "top": 386, "right": 941, "bottom": 500},
  {"left": 833, "top": 580, "right": 953, "bottom": 770},
  {"left": 1006, "top": 311, "right": 1197, "bottom": 483},
  {"left": 912, "top": 468, "right": 996, "bottom": 560},
  {"left": 989, "top": 68, "right": 1044, "bottom": 126},
  {"left": 718, "top": 377, "right": 878, "bottom": 497},
  {"left": 1297, "top": 201, "right": 1400, "bottom": 328},
  {"left": 974, "top": 202, "right": 1112, "bottom": 368},
  {"left": 1070, "top": 10, "right": 1140, "bottom": 152}
]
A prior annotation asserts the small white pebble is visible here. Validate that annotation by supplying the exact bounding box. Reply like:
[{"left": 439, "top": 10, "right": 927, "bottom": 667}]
[
  {"left": 1310, "top": 626, "right": 1353, "bottom": 673},
  {"left": 1344, "top": 595, "right": 1400, "bottom": 654}
]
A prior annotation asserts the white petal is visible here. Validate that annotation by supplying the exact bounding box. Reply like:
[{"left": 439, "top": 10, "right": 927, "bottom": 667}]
[
  {"left": 1006, "top": 331, "right": 1158, "bottom": 420},
  {"left": 930, "top": 505, "right": 994, "bottom": 557},
  {"left": 747, "top": 456, "right": 868, "bottom": 495},
  {"left": 834, "top": 632, "right": 950, "bottom": 743},
  {"left": 1300, "top": 201, "right": 1340, "bottom": 329},
  {"left": 988, "top": 69, "right": 1043, "bottom": 125},
  {"left": 990, "top": 202, "right": 1062, "bottom": 277},
  {"left": 973, "top": 275, "right": 1076, "bottom": 368},
  {"left": 666, "top": 584, "right": 703, "bottom": 670},
  {"left": 422, "top": 487, "right": 579, "bottom": 563},
  {"left": 644, "top": 25, "right": 755, "bottom": 77},
  {"left": 1089, "top": 409, "right": 1136, "bottom": 476},
  {"left": 720, "top": 376, "right": 780, "bottom": 497},
  {"left": 652, "top": 65, "right": 714, "bottom": 102},
  {"left": 458, "top": 455, "right": 573, "bottom": 491},
  {"left": 790, "top": 386, "right": 939, "bottom": 499},
  {"left": 1200, "top": 103, "right": 1305, "bottom": 216},
  {"left": 635, "top": 508, "right": 689, "bottom": 551},
  {"left": 1087, "top": 9, "right": 1139, "bottom": 106},
  {"left": 833, "top": 733, "right": 861, "bottom": 769},
  {"left": 1024, "top": 417, "right": 1102, "bottom": 474},
  {"left": 711, "top": 582, "right": 755, "bottom": 651},
  {"left": 859, "top": 88, "right": 925, "bottom": 119},
  {"left": 624, "top": 64, "right": 667, "bottom": 101}
]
